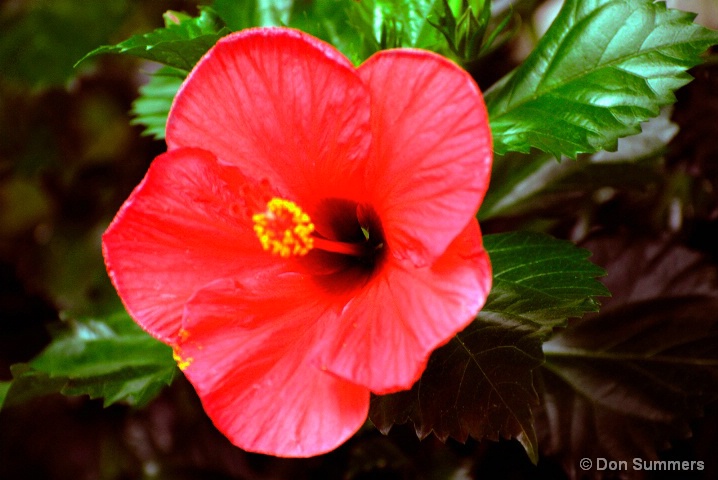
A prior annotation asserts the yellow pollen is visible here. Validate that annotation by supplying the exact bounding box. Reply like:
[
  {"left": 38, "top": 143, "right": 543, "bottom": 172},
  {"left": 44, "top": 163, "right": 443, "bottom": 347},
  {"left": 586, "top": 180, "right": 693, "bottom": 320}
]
[
  {"left": 173, "top": 346, "right": 192, "bottom": 371},
  {"left": 252, "top": 197, "right": 315, "bottom": 257}
]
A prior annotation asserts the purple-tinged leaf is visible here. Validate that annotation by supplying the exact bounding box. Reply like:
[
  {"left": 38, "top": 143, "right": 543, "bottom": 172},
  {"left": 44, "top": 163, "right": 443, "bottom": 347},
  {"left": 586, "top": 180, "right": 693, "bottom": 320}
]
[
  {"left": 370, "top": 316, "right": 544, "bottom": 464},
  {"left": 537, "top": 236, "right": 718, "bottom": 478}
]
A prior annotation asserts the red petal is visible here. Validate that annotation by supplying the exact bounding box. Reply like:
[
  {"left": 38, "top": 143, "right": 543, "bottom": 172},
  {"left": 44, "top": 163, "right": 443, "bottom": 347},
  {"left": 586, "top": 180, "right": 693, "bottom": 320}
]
[
  {"left": 102, "top": 147, "right": 278, "bottom": 342},
  {"left": 319, "top": 220, "right": 491, "bottom": 393},
  {"left": 167, "top": 28, "right": 372, "bottom": 209},
  {"left": 178, "top": 273, "right": 369, "bottom": 457},
  {"left": 358, "top": 50, "right": 492, "bottom": 266}
]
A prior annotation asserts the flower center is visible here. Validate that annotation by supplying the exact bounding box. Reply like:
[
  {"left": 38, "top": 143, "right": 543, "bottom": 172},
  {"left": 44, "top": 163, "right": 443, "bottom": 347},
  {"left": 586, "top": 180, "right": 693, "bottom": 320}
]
[
  {"left": 252, "top": 197, "right": 383, "bottom": 259},
  {"left": 252, "top": 198, "right": 315, "bottom": 258}
]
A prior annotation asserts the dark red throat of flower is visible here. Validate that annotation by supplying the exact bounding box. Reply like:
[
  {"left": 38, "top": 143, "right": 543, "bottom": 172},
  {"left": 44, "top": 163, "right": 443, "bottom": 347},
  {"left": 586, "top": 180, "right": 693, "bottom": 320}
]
[{"left": 252, "top": 197, "right": 384, "bottom": 262}]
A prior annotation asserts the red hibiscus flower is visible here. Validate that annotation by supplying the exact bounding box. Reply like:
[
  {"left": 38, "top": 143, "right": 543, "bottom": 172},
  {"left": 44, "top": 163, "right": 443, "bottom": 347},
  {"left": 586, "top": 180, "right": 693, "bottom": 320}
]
[{"left": 103, "top": 27, "right": 492, "bottom": 457}]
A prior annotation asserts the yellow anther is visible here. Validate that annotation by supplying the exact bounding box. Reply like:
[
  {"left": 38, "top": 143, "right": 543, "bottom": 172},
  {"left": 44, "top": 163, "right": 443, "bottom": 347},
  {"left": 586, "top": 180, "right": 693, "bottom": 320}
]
[
  {"left": 173, "top": 346, "right": 192, "bottom": 371},
  {"left": 252, "top": 198, "right": 315, "bottom": 257}
]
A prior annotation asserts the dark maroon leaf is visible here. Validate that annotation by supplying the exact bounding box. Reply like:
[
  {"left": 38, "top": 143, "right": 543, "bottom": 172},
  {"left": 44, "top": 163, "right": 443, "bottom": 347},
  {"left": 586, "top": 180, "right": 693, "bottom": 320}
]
[
  {"left": 536, "top": 236, "right": 718, "bottom": 478},
  {"left": 370, "top": 317, "right": 544, "bottom": 464}
]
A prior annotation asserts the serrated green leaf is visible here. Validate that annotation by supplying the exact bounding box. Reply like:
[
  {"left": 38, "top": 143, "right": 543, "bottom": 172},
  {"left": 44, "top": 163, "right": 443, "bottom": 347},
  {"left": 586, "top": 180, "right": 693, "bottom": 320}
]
[
  {"left": 131, "top": 67, "right": 185, "bottom": 140},
  {"left": 76, "top": 9, "right": 231, "bottom": 71},
  {"left": 2, "top": 364, "right": 70, "bottom": 409},
  {"left": 61, "top": 365, "right": 176, "bottom": 407},
  {"left": 482, "top": 231, "right": 610, "bottom": 332},
  {"left": 485, "top": 0, "right": 718, "bottom": 158},
  {"left": 1, "top": 313, "right": 177, "bottom": 410}
]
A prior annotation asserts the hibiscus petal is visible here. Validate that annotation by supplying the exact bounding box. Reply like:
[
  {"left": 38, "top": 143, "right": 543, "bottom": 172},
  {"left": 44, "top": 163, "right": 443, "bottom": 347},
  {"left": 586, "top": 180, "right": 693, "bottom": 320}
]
[
  {"left": 102, "top": 147, "right": 278, "bottom": 342},
  {"left": 358, "top": 50, "right": 492, "bottom": 266},
  {"left": 166, "top": 28, "right": 372, "bottom": 208},
  {"left": 319, "top": 219, "right": 491, "bottom": 393},
  {"left": 178, "top": 273, "right": 369, "bottom": 457}
]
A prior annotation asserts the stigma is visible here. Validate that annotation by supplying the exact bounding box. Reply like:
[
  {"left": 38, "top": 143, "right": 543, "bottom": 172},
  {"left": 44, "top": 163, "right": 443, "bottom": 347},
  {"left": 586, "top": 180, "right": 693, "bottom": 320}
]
[{"left": 252, "top": 198, "right": 315, "bottom": 257}]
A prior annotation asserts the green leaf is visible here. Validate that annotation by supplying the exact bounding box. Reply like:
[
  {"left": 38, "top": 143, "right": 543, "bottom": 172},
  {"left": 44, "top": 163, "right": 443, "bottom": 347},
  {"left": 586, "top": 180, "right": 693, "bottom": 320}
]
[
  {"left": 130, "top": 67, "right": 185, "bottom": 140},
  {"left": 76, "top": 9, "right": 231, "bottom": 71},
  {"left": 370, "top": 231, "right": 609, "bottom": 464},
  {"left": 537, "top": 236, "right": 718, "bottom": 468},
  {"left": 485, "top": 0, "right": 718, "bottom": 158},
  {"left": 482, "top": 231, "right": 610, "bottom": 332},
  {"left": 1, "top": 364, "right": 68, "bottom": 409},
  {"left": 1, "top": 313, "right": 177, "bottom": 410}
]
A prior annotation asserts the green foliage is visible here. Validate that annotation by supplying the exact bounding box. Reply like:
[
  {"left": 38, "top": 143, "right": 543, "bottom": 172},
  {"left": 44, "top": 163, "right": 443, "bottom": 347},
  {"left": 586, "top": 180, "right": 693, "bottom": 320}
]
[
  {"left": 131, "top": 66, "right": 185, "bottom": 140},
  {"left": 2, "top": 313, "right": 177, "bottom": 410},
  {"left": 482, "top": 232, "right": 609, "bottom": 332},
  {"left": 211, "top": 0, "right": 452, "bottom": 64},
  {"left": 370, "top": 231, "right": 609, "bottom": 464},
  {"left": 485, "top": 0, "right": 718, "bottom": 158},
  {"left": 94, "top": 0, "right": 718, "bottom": 162},
  {"left": 127, "top": 0, "right": 487, "bottom": 139},
  {"left": 76, "top": 9, "right": 231, "bottom": 72},
  {"left": 361, "top": 0, "right": 444, "bottom": 50},
  {"left": 428, "top": 0, "right": 515, "bottom": 63}
]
